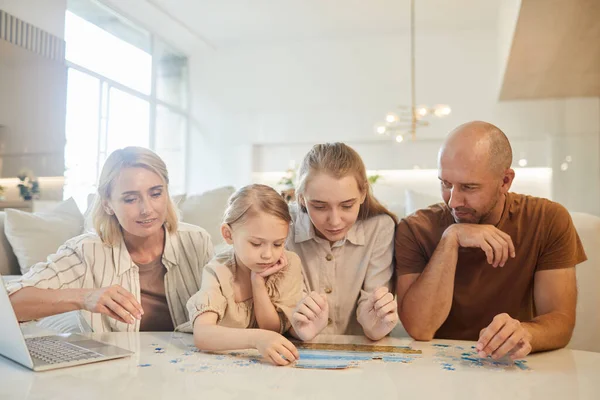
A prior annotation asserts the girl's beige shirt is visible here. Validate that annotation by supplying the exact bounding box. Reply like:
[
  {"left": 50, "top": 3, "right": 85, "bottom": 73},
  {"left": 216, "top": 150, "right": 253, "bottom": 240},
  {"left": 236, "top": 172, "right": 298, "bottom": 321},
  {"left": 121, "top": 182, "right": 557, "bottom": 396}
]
[
  {"left": 285, "top": 203, "right": 395, "bottom": 335},
  {"left": 6, "top": 223, "right": 214, "bottom": 333},
  {"left": 184, "top": 248, "right": 303, "bottom": 334}
]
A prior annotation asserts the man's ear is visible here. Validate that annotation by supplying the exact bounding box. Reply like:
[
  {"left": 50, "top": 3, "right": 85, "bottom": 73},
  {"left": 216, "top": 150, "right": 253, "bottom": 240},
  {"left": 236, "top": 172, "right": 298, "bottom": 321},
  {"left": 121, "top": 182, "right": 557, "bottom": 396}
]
[
  {"left": 221, "top": 223, "right": 234, "bottom": 244},
  {"left": 501, "top": 168, "right": 515, "bottom": 193}
]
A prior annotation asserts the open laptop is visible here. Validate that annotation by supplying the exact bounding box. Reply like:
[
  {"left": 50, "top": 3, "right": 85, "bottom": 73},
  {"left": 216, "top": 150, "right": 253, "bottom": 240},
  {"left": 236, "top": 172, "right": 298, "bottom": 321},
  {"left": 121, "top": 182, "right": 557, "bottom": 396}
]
[{"left": 0, "top": 283, "right": 133, "bottom": 371}]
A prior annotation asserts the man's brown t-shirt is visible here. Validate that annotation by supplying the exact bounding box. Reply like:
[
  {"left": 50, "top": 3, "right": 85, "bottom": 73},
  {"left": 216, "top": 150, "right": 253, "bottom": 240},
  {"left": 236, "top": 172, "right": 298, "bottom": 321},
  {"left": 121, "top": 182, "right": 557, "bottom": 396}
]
[{"left": 395, "top": 192, "right": 587, "bottom": 340}]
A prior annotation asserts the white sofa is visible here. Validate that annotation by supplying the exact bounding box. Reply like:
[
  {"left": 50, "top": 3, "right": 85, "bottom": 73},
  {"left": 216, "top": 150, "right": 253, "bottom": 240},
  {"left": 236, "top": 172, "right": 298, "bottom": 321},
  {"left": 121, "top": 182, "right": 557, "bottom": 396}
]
[
  {"left": 0, "top": 187, "right": 236, "bottom": 277},
  {"left": 2, "top": 191, "right": 599, "bottom": 353},
  {"left": 0, "top": 210, "right": 20, "bottom": 276}
]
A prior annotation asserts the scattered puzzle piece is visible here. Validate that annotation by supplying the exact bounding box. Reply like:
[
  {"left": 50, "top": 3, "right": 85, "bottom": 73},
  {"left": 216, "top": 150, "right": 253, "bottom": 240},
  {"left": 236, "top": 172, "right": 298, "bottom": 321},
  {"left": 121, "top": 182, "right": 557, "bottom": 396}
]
[{"left": 433, "top": 344, "right": 530, "bottom": 372}]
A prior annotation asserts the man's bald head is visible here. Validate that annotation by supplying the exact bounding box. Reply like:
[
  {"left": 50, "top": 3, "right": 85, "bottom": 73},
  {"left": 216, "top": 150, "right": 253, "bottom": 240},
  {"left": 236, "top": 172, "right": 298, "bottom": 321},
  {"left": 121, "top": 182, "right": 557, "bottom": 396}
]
[{"left": 439, "top": 121, "right": 512, "bottom": 175}]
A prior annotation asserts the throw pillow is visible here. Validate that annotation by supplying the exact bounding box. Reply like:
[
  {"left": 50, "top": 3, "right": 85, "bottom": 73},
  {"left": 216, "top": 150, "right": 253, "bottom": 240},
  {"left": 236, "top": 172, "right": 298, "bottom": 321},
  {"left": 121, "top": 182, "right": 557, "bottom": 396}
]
[
  {"left": 4, "top": 197, "right": 84, "bottom": 275},
  {"left": 179, "top": 186, "right": 235, "bottom": 247}
]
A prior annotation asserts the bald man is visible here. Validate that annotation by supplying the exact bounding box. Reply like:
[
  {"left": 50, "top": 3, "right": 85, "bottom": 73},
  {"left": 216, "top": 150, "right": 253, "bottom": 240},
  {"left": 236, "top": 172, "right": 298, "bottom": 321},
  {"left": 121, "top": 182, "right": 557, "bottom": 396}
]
[{"left": 395, "top": 121, "right": 586, "bottom": 360}]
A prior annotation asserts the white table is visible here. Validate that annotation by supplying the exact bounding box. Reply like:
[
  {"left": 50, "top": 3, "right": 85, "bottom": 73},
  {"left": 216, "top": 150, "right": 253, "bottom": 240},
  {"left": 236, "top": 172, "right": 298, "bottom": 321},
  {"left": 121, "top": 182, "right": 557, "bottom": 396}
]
[{"left": 1, "top": 332, "right": 599, "bottom": 400}]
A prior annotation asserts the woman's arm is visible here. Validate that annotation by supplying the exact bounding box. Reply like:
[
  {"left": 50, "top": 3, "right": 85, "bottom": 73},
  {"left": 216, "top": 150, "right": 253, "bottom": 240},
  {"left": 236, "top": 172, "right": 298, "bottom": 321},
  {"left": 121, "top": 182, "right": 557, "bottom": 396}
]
[
  {"left": 8, "top": 245, "right": 88, "bottom": 321},
  {"left": 10, "top": 287, "right": 87, "bottom": 321},
  {"left": 9, "top": 244, "right": 143, "bottom": 324}
]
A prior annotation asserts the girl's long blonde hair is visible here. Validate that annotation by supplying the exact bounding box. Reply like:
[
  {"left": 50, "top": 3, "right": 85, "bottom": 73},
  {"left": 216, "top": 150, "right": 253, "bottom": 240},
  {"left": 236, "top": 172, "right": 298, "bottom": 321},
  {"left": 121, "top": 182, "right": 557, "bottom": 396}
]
[
  {"left": 223, "top": 184, "right": 291, "bottom": 228},
  {"left": 295, "top": 142, "right": 398, "bottom": 224},
  {"left": 91, "top": 147, "right": 179, "bottom": 246}
]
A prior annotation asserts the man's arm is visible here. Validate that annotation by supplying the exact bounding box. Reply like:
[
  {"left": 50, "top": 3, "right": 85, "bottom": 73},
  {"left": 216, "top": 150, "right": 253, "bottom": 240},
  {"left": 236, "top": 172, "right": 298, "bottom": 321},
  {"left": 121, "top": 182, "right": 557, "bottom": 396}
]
[
  {"left": 396, "top": 231, "right": 459, "bottom": 341},
  {"left": 527, "top": 268, "right": 577, "bottom": 350},
  {"left": 477, "top": 268, "right": 577, "bottom": 359},
  {"left": 398, "top": 224, "right": 515, "bottom": 341},
  {"left": 477, "top": 203, "right": 582, "bottom": 359}
]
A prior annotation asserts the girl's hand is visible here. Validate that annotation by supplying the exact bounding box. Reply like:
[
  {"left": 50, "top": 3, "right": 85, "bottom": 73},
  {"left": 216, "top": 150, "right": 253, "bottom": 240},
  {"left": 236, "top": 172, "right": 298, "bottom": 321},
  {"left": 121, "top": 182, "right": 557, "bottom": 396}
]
[
  {"left": 359, "top": 287, "right": 399, "bottom": 340},
  {"left": 257, "top": 252, "right": 288, "bottom": 278},
  {"left": 291, "top": 292, "right": 329, "bottom": 341},
  {"left": 253, "top": 330, "right": 299, "bottom": 366}
]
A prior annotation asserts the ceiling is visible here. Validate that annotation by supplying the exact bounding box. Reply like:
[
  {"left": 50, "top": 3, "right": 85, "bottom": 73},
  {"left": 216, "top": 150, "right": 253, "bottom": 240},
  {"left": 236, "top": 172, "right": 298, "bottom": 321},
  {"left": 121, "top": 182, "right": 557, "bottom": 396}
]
[
  {"left": 500, "top": 0, "right": 600, "bottom": 100},
  {"left": 145, "top": 0, "right": 501, "bottom": 47}
]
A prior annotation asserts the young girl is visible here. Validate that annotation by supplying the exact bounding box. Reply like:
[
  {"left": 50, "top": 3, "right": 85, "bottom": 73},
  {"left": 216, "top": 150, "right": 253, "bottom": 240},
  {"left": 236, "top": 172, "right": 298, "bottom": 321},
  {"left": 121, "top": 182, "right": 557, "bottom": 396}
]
[
  {"left": 287, "top": 142, "right": 399, "bottom": 341},
  {"left": 188, "top": 184, "right": 303, "bottom": 366}
]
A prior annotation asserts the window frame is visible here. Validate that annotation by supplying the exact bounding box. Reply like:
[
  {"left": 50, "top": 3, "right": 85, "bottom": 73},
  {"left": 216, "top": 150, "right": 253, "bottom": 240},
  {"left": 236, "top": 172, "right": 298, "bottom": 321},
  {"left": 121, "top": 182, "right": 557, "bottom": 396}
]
[{"left": 64, "top": 10, "right": 190, "bottom": 197}]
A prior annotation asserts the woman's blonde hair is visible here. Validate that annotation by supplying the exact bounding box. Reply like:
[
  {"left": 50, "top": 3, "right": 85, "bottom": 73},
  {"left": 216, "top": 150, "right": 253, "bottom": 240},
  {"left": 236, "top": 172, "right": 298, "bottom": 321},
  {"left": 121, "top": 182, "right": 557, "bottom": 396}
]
[
  {"left": 223, "top": 184, "right": 291, "bottom": 228},
  {"left": 295, "top": 142, "right": 398, "bottom": 224},
  {"left": 91, "top": 146, "right": 179, "bottom": 246}
]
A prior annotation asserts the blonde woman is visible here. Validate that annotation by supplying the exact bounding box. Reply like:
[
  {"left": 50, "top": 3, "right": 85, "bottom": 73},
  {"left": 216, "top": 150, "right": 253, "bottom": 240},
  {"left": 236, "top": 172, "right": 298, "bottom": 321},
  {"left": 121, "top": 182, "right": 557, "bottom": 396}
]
[
  {"left": 187, "top": 184, "right": 303, "bottom": 366},
  {"left": 8, "top": 147, "right": 213, "bottom": 333},
  {"left": 287, "top": 142, "right": 399, "bottom": 341}
]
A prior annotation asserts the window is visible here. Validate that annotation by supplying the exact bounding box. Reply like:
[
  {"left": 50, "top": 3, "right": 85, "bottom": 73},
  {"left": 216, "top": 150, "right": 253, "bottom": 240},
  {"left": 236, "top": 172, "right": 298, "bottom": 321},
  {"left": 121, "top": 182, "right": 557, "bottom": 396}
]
[{"left": 64, "top": 0, "right": 188, "bottom": 211}]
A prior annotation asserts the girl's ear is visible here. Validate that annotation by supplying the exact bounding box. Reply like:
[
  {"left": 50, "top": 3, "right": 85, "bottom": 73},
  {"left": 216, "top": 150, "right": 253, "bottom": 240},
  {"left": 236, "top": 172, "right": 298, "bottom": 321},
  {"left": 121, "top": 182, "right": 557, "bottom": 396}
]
[
  {"left": 221, "top": 223, "right": 234, "bottom": 244},
  {"left": 360, "top": 183, "right": 368, "bottom": 205}
]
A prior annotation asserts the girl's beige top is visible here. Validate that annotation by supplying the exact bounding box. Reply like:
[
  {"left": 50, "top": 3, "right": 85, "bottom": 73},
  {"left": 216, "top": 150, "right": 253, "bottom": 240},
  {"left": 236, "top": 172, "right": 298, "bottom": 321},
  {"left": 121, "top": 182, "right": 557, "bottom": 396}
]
[
  {"left": 286, "top": 203, "right": 395, "bottom": 335},
  {"left": 185, "top": 248, "right": 303, "bottom": 334}
]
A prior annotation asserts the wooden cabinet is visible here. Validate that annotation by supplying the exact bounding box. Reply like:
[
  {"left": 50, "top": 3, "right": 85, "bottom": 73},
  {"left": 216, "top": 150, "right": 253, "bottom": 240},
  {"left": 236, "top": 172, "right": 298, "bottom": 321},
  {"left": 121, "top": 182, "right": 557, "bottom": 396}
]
[{"left": 0, "top": 201, "right": 32, "bottom": 212}]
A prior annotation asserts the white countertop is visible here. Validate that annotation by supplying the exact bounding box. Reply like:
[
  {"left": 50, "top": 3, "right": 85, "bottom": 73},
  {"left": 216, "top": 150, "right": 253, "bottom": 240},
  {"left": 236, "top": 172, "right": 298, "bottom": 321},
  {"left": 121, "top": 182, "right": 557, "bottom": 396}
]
[{"left": 1, "top": 331, "right": 599, "bottom": 400}]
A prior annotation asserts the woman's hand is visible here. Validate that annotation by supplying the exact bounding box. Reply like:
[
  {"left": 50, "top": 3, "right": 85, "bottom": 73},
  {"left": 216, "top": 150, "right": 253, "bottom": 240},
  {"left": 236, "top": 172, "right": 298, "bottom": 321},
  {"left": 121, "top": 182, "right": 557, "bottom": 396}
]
[{"left": 81, "top": 285, "right": 144, "bottom": 324}]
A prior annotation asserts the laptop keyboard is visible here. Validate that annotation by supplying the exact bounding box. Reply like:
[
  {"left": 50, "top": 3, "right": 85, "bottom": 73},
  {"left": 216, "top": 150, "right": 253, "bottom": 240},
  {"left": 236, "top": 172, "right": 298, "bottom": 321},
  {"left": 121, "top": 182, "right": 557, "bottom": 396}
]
[{"left": 26, "top": 336, "right": 102, "bottom": 365}]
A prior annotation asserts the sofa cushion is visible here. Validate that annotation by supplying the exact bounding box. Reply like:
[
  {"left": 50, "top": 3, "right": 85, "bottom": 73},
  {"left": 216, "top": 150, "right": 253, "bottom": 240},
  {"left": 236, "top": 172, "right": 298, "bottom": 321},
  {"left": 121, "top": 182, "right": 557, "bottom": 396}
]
[
  {"left": 0, "top": 216, "right": 20, "bottom": 276},
  {"left": 178, "top": 186, "right": 235, "bottom": 247},
  {"left": 4, "top": 198, "right": 84, "bottom": 275}
]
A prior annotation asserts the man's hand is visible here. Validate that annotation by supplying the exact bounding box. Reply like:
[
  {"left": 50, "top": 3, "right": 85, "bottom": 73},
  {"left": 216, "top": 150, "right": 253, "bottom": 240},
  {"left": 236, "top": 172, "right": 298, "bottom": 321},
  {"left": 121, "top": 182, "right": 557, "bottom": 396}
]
[
  {"left": 359, "top": 287, "right": 399, "bottom": 340},
  {"left": 445, "top": 224, "right": 516, "bottom": 268},
  {"left": 81, "top": 285, "right": 144, "bottom": 324},
  {"left": 477, "top": 313, "right": 532, "bottom": 360}
]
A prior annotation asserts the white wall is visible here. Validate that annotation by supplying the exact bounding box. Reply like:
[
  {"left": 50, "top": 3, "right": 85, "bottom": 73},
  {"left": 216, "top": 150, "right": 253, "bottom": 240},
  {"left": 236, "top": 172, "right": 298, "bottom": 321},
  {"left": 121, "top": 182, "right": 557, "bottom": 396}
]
[
  {"left": 187, "top": 25, "right": 600, "bottom": 215},
  {"left": 497, "top": 0, "right": 522, "bottom": 93},
  {"left": 0, "top": 45, "right": 67, "bottom": 178},
  {"left": 551, "top": 98, "right": 600, "bottom": 216},
  {"left": 0, "top": 1, "right": 67, "bottom": 200},
  {"left": 100, "top": 0, "right": 210, "bottom": 56},
  {"left": 189, "top": 31, "right": 568, "bottom": 146},
  {"left": 0, "top": 0, "right": 66, "bottom": 38}
]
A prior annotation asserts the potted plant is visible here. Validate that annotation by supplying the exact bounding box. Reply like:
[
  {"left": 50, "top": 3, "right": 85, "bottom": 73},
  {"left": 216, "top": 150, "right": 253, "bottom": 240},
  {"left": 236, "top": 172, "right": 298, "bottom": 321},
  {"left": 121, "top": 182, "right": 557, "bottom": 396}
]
[
  {"left": 368, "top": 173, "right": 382, "bottom": 185},
  {"left": 17, "top": 170, "right": 40, "bottom": 201},
  {"left": 278, "top": 167, "right": 297, "bottom": 203},
  {"left": 0, "top": 185, "right": 5, "bottom": 201}
]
